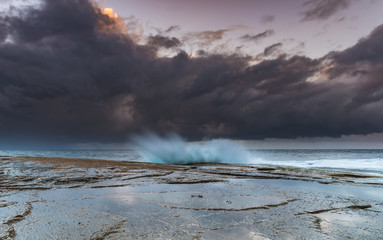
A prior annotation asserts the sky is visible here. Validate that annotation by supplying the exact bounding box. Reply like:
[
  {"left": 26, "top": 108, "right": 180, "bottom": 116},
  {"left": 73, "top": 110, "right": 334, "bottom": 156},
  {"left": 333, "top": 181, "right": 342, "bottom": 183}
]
[
  {"left": 97, "top": 0, "right": 383, "bottom": 58},
  {"left": 1, "top": 0, "right": 383, "bottom": 148}
]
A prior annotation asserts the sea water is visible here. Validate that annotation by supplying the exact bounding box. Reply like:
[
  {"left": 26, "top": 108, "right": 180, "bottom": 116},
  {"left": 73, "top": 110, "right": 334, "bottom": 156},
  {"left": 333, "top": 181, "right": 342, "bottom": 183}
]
[
  {"left": 1, "top": 148, "right": 383, "bottom": 176},
  {"left": 252, "top": 149, "right": 383, "bottom": 175}
]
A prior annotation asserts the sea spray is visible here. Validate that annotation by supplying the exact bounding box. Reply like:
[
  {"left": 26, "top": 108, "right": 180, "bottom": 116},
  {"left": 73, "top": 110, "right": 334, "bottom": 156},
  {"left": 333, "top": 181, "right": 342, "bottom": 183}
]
[{"left": 130, "top": 132, "right": 250, "bottom": 165}]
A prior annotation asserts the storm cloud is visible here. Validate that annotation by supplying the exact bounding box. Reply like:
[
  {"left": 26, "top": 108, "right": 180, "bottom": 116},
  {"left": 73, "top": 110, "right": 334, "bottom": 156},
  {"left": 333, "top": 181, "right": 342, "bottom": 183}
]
[
  {"left": 147, "top": 35, "right": 181, "bottom": 49},
  {"left": 1, "top": 0, "right": 383, "bottom": 144},
  {"left": 301, "top": 0, "right": 351, "bottom": 21},
  {"left": 240, "top": 29, "right": 274, "bottom": 42},
  {"left": 263, "top": 43, "right": 283, "bottom": 56}
]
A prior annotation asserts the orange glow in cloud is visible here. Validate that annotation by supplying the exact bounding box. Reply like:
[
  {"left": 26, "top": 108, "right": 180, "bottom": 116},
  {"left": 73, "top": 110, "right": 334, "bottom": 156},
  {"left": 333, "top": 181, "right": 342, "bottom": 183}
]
[
  {"left": 102, "top": 8, "right": 118, "bottom": 19},
  {"left": 307, "top": 64, "right": 335, "bottom": 83},
  {"left": 99, "top": 7, "right": 126, "bottom": 33},
  {"left": 320, "top": 64, "right": 335, "bottom": 73}
]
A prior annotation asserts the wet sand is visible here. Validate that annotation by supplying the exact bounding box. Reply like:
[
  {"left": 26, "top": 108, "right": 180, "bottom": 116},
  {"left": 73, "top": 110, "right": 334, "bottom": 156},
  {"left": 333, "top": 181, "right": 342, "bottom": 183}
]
[{"left": 1, "top": 156, "right": 383, "bottom": 239}]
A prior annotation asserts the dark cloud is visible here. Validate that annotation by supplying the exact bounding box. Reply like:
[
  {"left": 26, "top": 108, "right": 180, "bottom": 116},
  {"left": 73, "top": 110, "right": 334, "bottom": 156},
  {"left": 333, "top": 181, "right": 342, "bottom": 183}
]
[
  {"left": 1, "top": 0, "right": 383, "bottom": 144},
  {"left": 333, "top": 24, "right": 383, "bottom": 64},
  {"left": 326, "top": 24, "right": 383, "bottom": 111},
  {"left": 240, "top": 29, "right": 274, "bottom": 42},
  {"left": 196, "top": 50, "right": 207, "bottom": 56},
  {"left": 301, "top": 0, "right": 351, "bottom": 21},
  {"left": 147, "top": 35, "right": 181, "bottom": 49},
  {"left": 184, "top": 29, "right": 230, "bottom": 46},
  {"left": 184, "top": 26, "right": 248, "bottom": 46},
  {"left": 261, "top": 15, "right": 275, "bottom": 24},
  {"left": 0, "top": 20, "right": 7, "bottom": 42},
  {"left": 0, "top": 0, "right": 150, "bottom": 143},
  {"left": 165, "top": 25, "right": 180, "bottom": 33},
  {"left": 263, "top": 43, "right": 283, "bottom": 56}
]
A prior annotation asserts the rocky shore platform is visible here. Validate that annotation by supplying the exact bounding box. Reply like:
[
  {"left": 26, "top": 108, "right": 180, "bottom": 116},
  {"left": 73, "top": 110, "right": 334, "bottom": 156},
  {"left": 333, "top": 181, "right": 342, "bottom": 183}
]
[{"left": 1, "top": 156, "right": 383, "bottom": 239}]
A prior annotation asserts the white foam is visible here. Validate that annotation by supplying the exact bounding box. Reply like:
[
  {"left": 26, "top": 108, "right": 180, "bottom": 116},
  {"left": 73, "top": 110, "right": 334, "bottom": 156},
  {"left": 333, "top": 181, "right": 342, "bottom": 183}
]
[
  {"left": 130, "top": 132, "right": 250, "bottom": 165},
  {"left": 251, "top": 157, "right": 383, "bottom": 172}
]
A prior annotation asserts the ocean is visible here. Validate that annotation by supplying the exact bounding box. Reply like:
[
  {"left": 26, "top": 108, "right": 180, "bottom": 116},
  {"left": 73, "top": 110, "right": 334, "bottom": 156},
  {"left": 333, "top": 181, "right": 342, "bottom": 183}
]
[{"left": 1, "top": 149, "right": 383, "bottom": 176}]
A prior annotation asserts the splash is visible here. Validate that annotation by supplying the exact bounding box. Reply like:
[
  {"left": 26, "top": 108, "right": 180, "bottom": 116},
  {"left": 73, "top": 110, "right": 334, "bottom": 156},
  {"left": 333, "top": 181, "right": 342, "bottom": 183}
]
[{"left": 130, "top": 133, "right": 250, "bottom": 165}]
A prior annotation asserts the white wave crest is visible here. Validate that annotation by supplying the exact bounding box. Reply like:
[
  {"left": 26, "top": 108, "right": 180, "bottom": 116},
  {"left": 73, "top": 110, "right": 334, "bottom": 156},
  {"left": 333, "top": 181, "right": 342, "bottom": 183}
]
[{"left": 130, "top": 132, "right": 250, "bottom": 165}]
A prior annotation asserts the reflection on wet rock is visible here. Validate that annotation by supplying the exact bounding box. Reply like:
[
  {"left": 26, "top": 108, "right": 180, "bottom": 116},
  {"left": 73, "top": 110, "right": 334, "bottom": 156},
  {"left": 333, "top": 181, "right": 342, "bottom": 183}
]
[{"left": 1, "top": 157, "right": 383, "bottom": 239}]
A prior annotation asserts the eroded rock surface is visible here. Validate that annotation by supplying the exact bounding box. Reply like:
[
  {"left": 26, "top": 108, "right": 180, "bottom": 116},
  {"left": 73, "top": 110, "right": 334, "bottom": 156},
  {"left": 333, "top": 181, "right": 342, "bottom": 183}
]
[{"left": 1, "top": 157, "right": 383, "bottom": 239}]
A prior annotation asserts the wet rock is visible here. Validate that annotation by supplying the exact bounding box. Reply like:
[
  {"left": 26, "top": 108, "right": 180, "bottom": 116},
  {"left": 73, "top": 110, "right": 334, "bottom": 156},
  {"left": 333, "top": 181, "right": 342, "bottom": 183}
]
[{"left": 1, "top": 157, "right": 383, "bottom": 239}]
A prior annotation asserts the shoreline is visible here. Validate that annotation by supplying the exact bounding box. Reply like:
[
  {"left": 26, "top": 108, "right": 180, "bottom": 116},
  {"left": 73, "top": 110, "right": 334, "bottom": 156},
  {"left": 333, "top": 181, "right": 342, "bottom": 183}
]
[
  {"left": 1, "top": 156, "right": 383, "bottom": 239},
  {"left": 11, "top": 156, "right": 383, "bottom": 184}
]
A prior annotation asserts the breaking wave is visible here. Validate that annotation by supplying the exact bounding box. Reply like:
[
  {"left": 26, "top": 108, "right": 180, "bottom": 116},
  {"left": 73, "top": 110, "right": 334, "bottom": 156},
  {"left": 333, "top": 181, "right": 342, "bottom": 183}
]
[{"left": 130, "top": 132, "right": 250, "bottom": 165}]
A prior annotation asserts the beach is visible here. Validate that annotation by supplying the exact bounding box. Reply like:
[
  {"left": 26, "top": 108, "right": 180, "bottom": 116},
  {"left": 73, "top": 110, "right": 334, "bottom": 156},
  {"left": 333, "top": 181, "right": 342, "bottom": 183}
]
[{"left": 1, "top": 156, "right": 383, "bottom": 239}]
